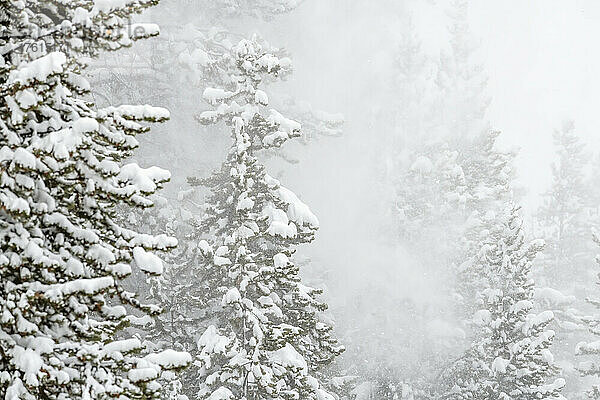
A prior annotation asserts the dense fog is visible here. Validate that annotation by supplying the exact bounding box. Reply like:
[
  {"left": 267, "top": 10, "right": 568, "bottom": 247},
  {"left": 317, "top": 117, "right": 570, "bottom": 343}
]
[{"left": 3, "top": 1, "right": 600, "bottom": 399}]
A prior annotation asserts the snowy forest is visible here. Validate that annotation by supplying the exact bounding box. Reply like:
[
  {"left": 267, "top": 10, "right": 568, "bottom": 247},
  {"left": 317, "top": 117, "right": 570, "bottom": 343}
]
[{"left": 3, "top": 0, "right": 600, "bottom": 399}]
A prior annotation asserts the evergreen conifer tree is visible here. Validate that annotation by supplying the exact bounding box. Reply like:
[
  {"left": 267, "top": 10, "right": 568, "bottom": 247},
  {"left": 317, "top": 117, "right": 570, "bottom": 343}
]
[
  {"left": 0, "top": 1, "right": 190, "bottom": 399},
  {"left": 188, "top": 37, "right": 343, "bottom": 400},
  {"left": 440, "top": 207, "right": 564, "bottom": 400}
]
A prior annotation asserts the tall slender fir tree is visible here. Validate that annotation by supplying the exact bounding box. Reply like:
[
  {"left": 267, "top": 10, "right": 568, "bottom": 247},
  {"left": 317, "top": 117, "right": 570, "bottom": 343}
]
[
  {"left": 187, "top": 37, "right": 343, "bottom": 400},
  {"left": 440, "top": 207, "right": 564, "bottom": 400}
]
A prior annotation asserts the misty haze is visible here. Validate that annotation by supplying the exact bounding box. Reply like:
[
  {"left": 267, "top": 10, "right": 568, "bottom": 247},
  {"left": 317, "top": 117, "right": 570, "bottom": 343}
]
[{"left": 1, "top": 1, "right": 599, "bottom": 399}]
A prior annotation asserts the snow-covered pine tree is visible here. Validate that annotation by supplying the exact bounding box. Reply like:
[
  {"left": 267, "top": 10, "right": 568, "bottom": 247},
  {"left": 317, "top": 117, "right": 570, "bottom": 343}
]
[
  {"left": 439, "top": 207, "right": 565, "bottom": 400},
  {"left": 382, "top": 11, "right": 442, "bottom": 239},
  {"left": 533, "top": 121, "right": 594, "bottom": 396},
  {"left": 384, "top": 5, "right": 517, "bottom": 395},
  {"left": 390, "top": 0, "right": 505, "bottom": 254},
  {"left": 378, "top": 8, "right": 436, "bottom": 215},
  {"left": 392, "top": 130, "right": 516, "bottom": 312},
  {"left": 107, "top": 189, "right": 206, "bottom": 400},
  {"left": 391, "top": 0, "right": 495, "bottom": 245},
  {"left": 0, "top": 1, "right": 190, "bottom": 399},
  {"left": 388, "top": 14, "right": 437, "bottom": 151},
  {"left": 393, "top": 144, "right": 467, "bottom": 244},
  {"left": 133, "top": 194, "right": 202, "bottom": 348},
  {"left": 399, "top": 0, "right": 510, "bottom": 258},
  {"left": 187, "top": 37, "right": 343, "bottom": 400},
  {"left": 392, "top": 0, "right": 513, "bottom": 276},
  {"left": 461, "top": 131, "right": 515, "bottom": 220},
  {"left": 454, "top": 131, "right": 517, "bottom": 311},
  {"left": 536, "top": 121, "right": 591, "bottom": 290},
  {"left": 379, "top": 2, "right": 517, "bottom": 396},
  {"left": 410, "top": 0, "right": 512, "bottom": 278},
  {"left": 575, "top": 232, "right": 600, "bottom": 400},
  {"left": 132, "top": 195, "right": 204, "bottom": 400},
  {"left": 585, "top": 154, "right": 600, "bottom": 230},
  {"left": 375, "top": 6, "right": 515, "bottom": 392},
  {"left": 436, "top": 1, "right": 516, "bottom": 358},
  {"left": 436, "top": 0, "right": 490, "bottom": 141}
]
